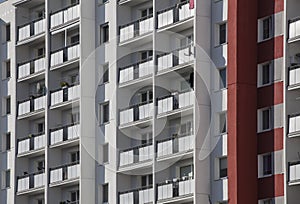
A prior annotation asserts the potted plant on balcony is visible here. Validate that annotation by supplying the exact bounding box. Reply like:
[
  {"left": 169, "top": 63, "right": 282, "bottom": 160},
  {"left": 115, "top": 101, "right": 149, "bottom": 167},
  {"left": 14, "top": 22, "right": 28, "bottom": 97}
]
[{"left": 60, "top": 81, "right": 69, "bottom": 89}]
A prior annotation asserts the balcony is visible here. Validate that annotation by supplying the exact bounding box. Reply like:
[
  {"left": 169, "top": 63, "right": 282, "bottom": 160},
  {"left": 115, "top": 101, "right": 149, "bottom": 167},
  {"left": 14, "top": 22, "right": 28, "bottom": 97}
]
[
  {"left": 157, "top": 90, "right": 194, "bottom": 117},
  {"left": 157, "top": 1, "right": 194, "bottom": 31},
  {"left": 288, "top": 17, "right": 300, "bottom": 43},
  {"left": 288, "top": 66, "right": 300, "bottom": 90},
  {"left": 157, "top": 45, "right": 194, "bottom": 74},
  {"left": 157, "top": 177, "right": 194, "bottom": 202},
  {"left": 50, "top": 43, "right": 80, "bottom": 68},
  {"left": 50, "top": 84, "right": 80, "bottom": 108},
  {"left": 17, "top": 171, "right": 45, "bottom": 194},
  {"left": 50, "top": 2, "right": 80, "bottom": 30},
  {"left": 119, "top": 101, "right": 153, "bottom": 128},
  {"left": 288, "top": 113, "right": 300, "bottom": 137},
  {"left": 17, "top": 133, "right": 45, "bottom": 157},
  {"left": 157, "top": 134, "right": 193, "bottom": 160},
  {"left": 119, "top": 143, "right": 153, "bottom": 169},
  {"left": 289, "top": 161, "right": 300, "bottom": 185},
  {"left": 18, "top": 94, "right": 46, "bottom": 119},
  {"left": 119, "top": 186, "right": 153, "bottom": 204},
  {"left": 50, "top": 161, "right": 80, "bottom": 186},
  {"left": 119, "top": 57, "right": 153, "bottom": 87},
  {"left": 50, "top": 123, "right": 80, "bottom": 147},
  {"left": 17, "top": 56, "right": 46, "bottom": 81},
  {"left": 17, "top": 17, "right": 45, "bottom": 43},
  {"left": 119, "top": 14, "right": 153, "bottom": 46}
]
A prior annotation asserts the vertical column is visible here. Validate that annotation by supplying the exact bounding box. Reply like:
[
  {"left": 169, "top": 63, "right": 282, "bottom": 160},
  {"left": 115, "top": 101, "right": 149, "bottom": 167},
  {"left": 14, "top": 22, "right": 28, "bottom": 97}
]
[{"left": 227, "top": 0, "right": 258, "bottom": 203}]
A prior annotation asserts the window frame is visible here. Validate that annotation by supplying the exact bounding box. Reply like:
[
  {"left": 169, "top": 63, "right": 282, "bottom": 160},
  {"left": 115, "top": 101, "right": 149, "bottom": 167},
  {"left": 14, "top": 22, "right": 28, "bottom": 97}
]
[
  {"left": 102, "top": 183, "right": 109, "bottom": 203},
  {"left": 100, "top": 23, "right": 109, "bottom": 44},
  {"left": 219, "top": 67, "right": 227, "bottom": 90},
  {"left": 216, "top": 22, "right": 227, "bottom": 46},
  {"left": 99, "top": 102, "right": 110, "bottom": 125},
  {"left": 103, "top": 143, "right": 109, "bottom": 164},
  {"left": 1, "top": 169, "right": 10, "bottom": 189}
]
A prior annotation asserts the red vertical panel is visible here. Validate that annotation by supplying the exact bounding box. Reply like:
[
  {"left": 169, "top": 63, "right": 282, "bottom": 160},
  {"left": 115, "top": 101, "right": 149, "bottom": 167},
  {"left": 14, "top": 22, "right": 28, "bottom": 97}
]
[{"left": 227, "top": 0, "right": 258, "bottom": 203}]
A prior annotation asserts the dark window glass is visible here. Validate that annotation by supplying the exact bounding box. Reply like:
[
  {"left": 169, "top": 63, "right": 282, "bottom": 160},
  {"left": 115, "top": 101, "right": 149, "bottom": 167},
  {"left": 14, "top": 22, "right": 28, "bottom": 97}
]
[
  {"left": 219, "top": 23, "right": 226, "bottom": 44},
  {"left": 262, "top": 64, "right": 270, "bottom": 85},
  {"left": 263, "top": 154, "right": 272, "bottom": 175},
  {"left": 103, "top": 184, "right": 108, "bottom": 202},
  {"left": 6, "top": 133, "right": 10, "bottom": 151},
  {"left": 263, "top": 17, "right": 271, "bottom": 40},
  {"left": 6, "top": 24, "right": 10, "bottom": 42},
  {"left": 262, "top": 109, "right": 270, "bottom": 130},
  {"left": 219, "top": 68, "right": 227, "bottom": 89},
  {"left": 219, "top": 157, "right": 228, "bottom": 178}
]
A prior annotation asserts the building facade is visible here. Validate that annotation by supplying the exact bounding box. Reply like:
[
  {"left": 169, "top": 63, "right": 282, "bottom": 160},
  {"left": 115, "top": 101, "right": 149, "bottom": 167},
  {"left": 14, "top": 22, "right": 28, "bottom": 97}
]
[{"left": 0, "top": 0, "right": 297, "bottom": 204}]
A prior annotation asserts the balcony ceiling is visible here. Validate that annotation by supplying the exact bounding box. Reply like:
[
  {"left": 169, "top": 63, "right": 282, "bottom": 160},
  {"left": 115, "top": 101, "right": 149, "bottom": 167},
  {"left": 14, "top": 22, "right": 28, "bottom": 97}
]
[{"left": 13, "top": 0, "right": 44, "bottom": 8}]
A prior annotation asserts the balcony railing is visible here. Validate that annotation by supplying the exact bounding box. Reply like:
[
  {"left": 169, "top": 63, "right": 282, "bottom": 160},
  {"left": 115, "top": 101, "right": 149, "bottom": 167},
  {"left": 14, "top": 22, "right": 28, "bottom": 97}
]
[
  {"left": 50, "top": 123, "right": 80, "bottom": 146},
  {"left": 50, "top": 2, "right": 80, "bottom": 29},
  {"left": 288, "top": 113, "right": 300, "bottom": 136},
  {"left": 17, "top": 132, "right": 45, "bottom": 155},
  {"left": 18, "top": 94, "right": 46, "bottom": 116},
  {"left": 157, "top": 90, "right": 194, "bottom": 115},
  {"left": 157, "top": 0, "right": 194, "bottom": 29},
  {"left": 17, "top": 17, "right": 46, "bottom": 41},
  {"left": 157, "top": 44, "right": 194, "bottom": 72},
  {"left": 119, "top": 14, "right": 153, "bottom": 43},
  {"left": 50, "top": 161, "right": 80, "bottom": 184},
  {"left": 50, "top": 84, "right": 80, "bottom": 106},
  {"left": 17, "top": 171, "right": 45, "bottom": 192},
  {"left": 119, "top": 185, "right": 153, "bottom": 204},
  {"left": 18, "top": 56, "right": 46, "bottom": 79},
  {"left": 288, "top": 161, "right": 300, "bottom": 183},
  {"left": 289, "top": 66, "right": 300, "bottom": 88},
  {"left": 119, "top": 101, "right": 153, "bottom": 126},
  {"left": 119, "top": 57, "right": 154, "bottom": 84},
  {"left": 157, "top": 177, "right": 194, "bottom": 201},
  {"left": 289, "top": 17, "right": 300, "bottom": 40},
  {"left": 157, "top": 133, "right": 193, "bottom": 158},
  {"left": 50, "top": 42, "right": 80, "bottom": 67},
  {"left": 119, "top": 142, "right": 153, "bottom": 167}
]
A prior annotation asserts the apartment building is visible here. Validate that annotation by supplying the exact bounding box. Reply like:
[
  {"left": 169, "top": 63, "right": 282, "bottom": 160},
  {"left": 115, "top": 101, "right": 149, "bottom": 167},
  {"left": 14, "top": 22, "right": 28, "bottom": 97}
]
[{"left": 0, "top": 0, "right": 298, "bottom": 204}]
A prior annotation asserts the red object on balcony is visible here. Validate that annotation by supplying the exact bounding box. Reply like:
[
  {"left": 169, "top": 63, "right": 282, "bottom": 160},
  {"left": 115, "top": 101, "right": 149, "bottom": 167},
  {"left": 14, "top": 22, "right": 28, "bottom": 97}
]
[{"left": 189, "top": 0, "right": 194, "bottom": 9}]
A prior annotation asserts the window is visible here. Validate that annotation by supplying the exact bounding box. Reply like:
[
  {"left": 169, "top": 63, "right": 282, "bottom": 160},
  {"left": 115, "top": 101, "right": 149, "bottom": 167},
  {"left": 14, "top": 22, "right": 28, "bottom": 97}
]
[
  {"left": 141, "top": 7, "right": 153, "bottom": 18},
  {"left": 180, "top": 34, "right": 194, "bottom": 47},
  {"left": 262, "top": 108, "right": 271, "bottom": 131},
  {"left": 263, "top": 199, "right": 273, "bottom": 204},
  {"left": 2, "top": 133, "right": 10, "bottom": 151},
  {"left": 263, "top": 154, "right": 272, "bottom": 176},
  {"left": 180, "top": 121, "right": 193, "bottom": 135},
  {"left": 37, "top": 199, "right": 44, "bottom": 204},
  {"left": 101, "top": 63, "right": 109, "bottom": 84},
  {"left": 99, "top": 0, "right": 109, "bottom": 4},
  {"left": 36, "top": 10, "right": 44, "bottom": 18},
  {"left": 218, "top": 23, "right": 227, "bottom": 45},
  {"left": 141, "top": 50, "right": 153, "bottom": 60},
  {"left": 37, "top": 122, "right": 45, "bottom": 133},
  {"left": 262, "top": 63, "right": 270, "bottom": 85},
  {"left": 103, "top": 143, "right": 109, "bottom": 164},
  {"left": 140, "top": 91, "right": 153, "bottom": 103},
  {"left": 180, "top": 165, "right": 193, "bottom": 178},
  {"left": 141, "top": 174, "right": 153, "bottom": 187},
  {"left": 259, "top": 62, "right": 273, "bottom": 86},
  {"left": 219, "top": 157, "right": 228, "bottom": 178},
  {"left": 100, "top": 102, "right": 109, "bottom": 124},
  {"left": 262, "top": 17, "right": 272, "bottom": 40},
  {"left": 219, "top": 112, "right": 227, "bottom": 134},
  {"left": 70, "top": 151, "right": 80, "bottom": 163},
  {"left": 2, "top": 60, "right": 11, "bottom": 79},
  {"left": 2, "top": 170, "right": 10, "bottom": 189},
  {"left": 102, "top": 183, "right": 108, "bottom": 203},
  {"left": 100, "top": 23, "right": 109, "bottom": 44},
  {"left": 70, "top": 74, "right": 79, "bottom": 85},
  {"left": 5, "top": 24, "right": 10, "bottom": 42},
  {"left": 70, "top": 190, "right": 79, "bottom": 202},
  {"left": 71, "top": 112, "right": 80, "bottom": 124},
  {"left": 219, "top": 67, "right": 227, "bottom": 89},
  {"left": 36, "top": 160, "right": 45, "bottom": 171},
  {"left": 70, "top": 34, "right": 80, "bottom": 44},
  {"left": 3, "top": 96, "right": 11, "bottom": 115},
  {"left": 141, "top": 132, "right": 152, "bottom": 145},
  {"left": 37, "top": 48, "right": 45, "bottom": 57}
]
